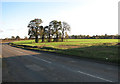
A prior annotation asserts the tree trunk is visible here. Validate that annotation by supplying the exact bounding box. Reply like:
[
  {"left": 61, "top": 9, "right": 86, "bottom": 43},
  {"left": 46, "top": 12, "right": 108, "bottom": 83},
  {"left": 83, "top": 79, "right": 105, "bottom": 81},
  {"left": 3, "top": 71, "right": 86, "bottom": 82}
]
[
  {"left": 48, "top": 34, "right": 51, "bottom": 42},
  {"left": 61, "top": 37, "right": 63, "bottom": 42},
  {"left": 56, "top": 34, "right": 59, "bottom": 42},
  {"left": 42, "top": 34, "right": 44, "bottom": 42},
  {"left": 35, "top": 28, "right": 39, "bottom": 43},
  {"left": 48, "top": 27, "right": 51, "bottom": 42},
  {"left": 35, "top": 35, "right": 38, "bottom": 43},
  {"left": 61, "top": 29, "right": 64, "bottom": 42},
  {"left": 61, "top": 32, "right": 64, "bottom": 42}
]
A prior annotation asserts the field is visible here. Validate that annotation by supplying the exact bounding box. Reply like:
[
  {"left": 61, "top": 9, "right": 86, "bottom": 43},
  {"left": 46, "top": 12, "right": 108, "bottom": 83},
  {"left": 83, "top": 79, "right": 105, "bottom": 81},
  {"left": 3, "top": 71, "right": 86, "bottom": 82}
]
[{"left": 11, "top": 39, "right": 119, "bottom": 63}]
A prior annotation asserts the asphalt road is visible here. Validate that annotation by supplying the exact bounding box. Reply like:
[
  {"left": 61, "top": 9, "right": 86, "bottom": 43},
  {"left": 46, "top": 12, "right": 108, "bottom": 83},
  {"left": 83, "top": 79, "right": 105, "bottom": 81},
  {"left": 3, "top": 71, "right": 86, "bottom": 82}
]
[{"left": 2, "top": 43, "right": 119, "bottom": 82}]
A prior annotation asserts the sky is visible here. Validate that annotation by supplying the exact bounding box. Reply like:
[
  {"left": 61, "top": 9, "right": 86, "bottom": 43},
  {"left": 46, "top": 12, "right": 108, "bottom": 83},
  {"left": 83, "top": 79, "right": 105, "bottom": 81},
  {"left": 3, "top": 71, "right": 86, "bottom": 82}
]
[{"left": 0, "top": 0, "right": 119, "bottom": 39}]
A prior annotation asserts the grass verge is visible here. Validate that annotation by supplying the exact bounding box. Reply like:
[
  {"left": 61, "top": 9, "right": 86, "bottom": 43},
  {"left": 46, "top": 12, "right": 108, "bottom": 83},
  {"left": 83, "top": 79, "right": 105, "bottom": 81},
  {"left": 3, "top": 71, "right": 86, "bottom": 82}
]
[{"left": 9, "top": 39, "right": 119, "bottom": 64}]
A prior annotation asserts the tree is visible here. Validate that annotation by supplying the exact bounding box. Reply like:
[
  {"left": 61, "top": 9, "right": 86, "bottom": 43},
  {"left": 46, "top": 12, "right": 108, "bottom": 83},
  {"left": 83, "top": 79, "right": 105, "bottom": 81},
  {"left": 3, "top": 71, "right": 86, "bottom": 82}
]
[
  {"left": 39, "top": 26, "right": 48, "bottom": 42},
  {"left": 11, "top": 36, "right": 15, "bottom": 40},
  {"left": 16, "top": 36, "right": 20, "bottom": 40},
  {"left": 105, "top": 34, "right": 108, "bottom": 39},
  {"left": 86, "top": 35, "right": 90, "bottom": 39},
  {"left": 61, "top": 22, "right": 70, "bottom": 42},
  {"left": 28, "top": 18, "right": 43, "bottom": 43},
  {"left": 4, "top": 38, "right": 8, "bottom": 40},
  {"left": 24, "top": 36, "right": 28, "bottom": 40},
  {"left": 49, "top": 20, "right": 62, "bottom": 42},
  {"left": 47, "top": 24, "right": 53, "bottom": 42}
]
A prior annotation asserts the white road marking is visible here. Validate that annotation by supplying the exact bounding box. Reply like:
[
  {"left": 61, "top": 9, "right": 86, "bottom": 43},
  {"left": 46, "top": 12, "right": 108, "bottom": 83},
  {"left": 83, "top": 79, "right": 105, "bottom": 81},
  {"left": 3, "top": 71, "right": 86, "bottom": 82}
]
[
  {"left": 29, "top": 55, "right": 52, "bottom": 64},
  {"left": 4, "top": 47, "right": 24, "bottom": 54},
  {"left": 5, "top": 45, "right": 52, "bottom": 64},
  {"left": 4, "top": 44, "right": 115, "bottom": 82},
  {"left": 8, "top": 48, "right": 51, "bottom": 63},
  {"left": 40, "top": 59, "right": 52, "bottom": 63},
  {"left": 77, "top": 71, "right": 113, "bottom": 82}
]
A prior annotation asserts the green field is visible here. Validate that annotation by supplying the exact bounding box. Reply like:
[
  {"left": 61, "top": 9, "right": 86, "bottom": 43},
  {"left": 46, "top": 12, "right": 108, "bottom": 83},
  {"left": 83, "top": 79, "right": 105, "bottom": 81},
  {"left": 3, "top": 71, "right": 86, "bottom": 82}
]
[{"left": 11, "top": 39, "right": 119, "bottom": 63}]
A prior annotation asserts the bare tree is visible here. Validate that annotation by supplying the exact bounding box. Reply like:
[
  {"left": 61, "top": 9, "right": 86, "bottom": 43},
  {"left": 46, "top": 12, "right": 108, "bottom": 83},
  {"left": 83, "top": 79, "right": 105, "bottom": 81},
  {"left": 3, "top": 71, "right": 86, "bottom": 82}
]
[
  {"left": 61, "top": 22, "right": 70, "bottom": 42},
  {"left": 49, "top": 20, "right": 62, "bottom": 42},
  {"left": 39, "top": 26, "right": 48, "bottom": 42}
]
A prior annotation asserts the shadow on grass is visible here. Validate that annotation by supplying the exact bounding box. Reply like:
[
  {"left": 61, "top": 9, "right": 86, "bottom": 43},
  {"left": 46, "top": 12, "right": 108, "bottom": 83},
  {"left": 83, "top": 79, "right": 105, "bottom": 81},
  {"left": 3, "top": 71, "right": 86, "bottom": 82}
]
[
  {"left": 10, "top": 43, "right": 119, "bottom": 64},
  {"left": 40, "top": 47, "right": 61, "bottom": 50},
  {"left": 57, "top": 45, "right": 119, "bottom": 63},
  {"left": 37, "top": 45, "right": 119, "bottom": 64}
]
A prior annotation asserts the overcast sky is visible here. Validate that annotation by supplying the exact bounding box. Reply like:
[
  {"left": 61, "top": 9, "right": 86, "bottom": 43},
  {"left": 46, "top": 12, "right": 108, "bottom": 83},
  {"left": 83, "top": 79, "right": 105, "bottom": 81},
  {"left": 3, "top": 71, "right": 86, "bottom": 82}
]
[{"left": 0, "top": 0, "right": 119, "bottom": 39}]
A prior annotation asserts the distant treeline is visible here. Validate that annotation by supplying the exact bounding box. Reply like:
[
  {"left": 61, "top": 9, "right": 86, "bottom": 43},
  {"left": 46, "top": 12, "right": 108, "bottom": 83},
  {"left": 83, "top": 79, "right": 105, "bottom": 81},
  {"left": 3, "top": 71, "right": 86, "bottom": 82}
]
[
  {"left": 69, "top": 34, "right": 120, "bottom": 39},
  {"left": 2, "top": 34, "right": 120, "bottom": 41}
]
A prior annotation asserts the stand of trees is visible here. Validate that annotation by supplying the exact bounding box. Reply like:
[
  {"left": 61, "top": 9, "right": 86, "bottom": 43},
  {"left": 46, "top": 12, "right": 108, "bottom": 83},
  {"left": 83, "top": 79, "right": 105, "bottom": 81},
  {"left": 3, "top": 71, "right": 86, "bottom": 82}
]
[
  {"left": 3, "top": 36, "right": 28, "bottom": 41},
  {"left": 2, "top": 18, "right": 119, "bottom": 42},
  {"left": 2, "top": 34, "right": 119, "bottom": 42},
  {"left": 4, "top": 34, "right": 119, "bottom": 41},
  {"left": 28, "top": 19, "right": 70, "bottom": 43}
]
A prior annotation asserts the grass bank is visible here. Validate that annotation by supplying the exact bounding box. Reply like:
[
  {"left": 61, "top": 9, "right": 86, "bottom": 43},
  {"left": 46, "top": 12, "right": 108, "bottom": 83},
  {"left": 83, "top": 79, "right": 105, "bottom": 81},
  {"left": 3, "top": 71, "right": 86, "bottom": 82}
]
[{"left": 10, "top": 39, "right": 119, "bottom": 64}]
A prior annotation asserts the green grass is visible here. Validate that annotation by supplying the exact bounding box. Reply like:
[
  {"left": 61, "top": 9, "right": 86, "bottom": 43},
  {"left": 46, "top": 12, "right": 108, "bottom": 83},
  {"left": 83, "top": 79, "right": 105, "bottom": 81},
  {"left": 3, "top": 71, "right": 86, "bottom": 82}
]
[
  {"left": 11, "top": 39, "right": 119, "bottom": 63},
  {"left": 13, "top": 39, "right": 118, "bottom": 47}
]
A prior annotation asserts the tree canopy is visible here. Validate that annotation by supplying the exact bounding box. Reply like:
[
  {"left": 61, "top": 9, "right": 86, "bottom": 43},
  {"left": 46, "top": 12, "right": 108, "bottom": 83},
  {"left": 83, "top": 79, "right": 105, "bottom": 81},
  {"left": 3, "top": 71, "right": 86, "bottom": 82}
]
[
  {"left": 27, "top": 19, "right": 71, "bottom": 43},
  {"left": 28, "top": 18, "right": 43, "bottom": 43}
]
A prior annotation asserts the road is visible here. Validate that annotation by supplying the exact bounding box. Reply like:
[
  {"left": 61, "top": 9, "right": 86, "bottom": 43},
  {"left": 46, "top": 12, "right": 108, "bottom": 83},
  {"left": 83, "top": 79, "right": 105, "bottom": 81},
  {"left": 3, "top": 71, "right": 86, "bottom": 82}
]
[{"left": 2, "top": 43, "right": 119, "bottom": 82}]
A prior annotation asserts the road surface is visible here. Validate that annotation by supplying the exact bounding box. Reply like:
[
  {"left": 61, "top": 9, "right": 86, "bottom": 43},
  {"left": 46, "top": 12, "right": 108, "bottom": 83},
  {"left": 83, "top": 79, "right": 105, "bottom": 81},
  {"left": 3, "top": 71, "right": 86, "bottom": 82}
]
[{"left": 2, "top": 43, "right": 119, "bottom": 82}]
